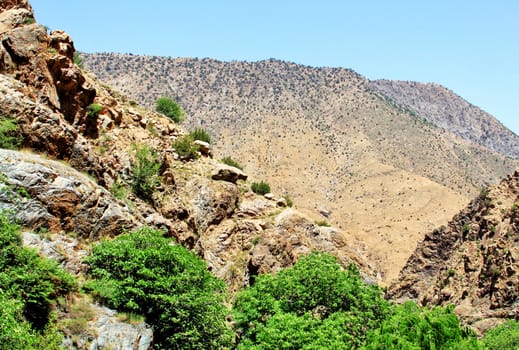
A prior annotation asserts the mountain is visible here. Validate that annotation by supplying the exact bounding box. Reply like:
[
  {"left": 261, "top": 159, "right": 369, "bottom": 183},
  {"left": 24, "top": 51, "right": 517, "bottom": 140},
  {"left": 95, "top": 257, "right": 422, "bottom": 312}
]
[
  {"left": 367, "top": 79, "right": 519, "bottom": 158},
  {"left": 388, "top": 169, "right": 518, "bottom": 333},
  {"left": 82, "top": 53, "right": 519, "bottom": 282}
]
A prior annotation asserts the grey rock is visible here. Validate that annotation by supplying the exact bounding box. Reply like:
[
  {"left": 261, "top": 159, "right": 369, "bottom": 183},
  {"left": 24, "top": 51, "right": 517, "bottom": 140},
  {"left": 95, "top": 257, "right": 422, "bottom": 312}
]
[{"left": 211, "top": 164, "right": 248, "bottom": 183}]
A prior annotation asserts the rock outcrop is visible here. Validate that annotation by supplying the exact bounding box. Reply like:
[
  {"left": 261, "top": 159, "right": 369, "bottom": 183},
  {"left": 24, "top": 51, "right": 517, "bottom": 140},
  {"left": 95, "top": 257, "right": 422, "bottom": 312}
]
[
  {"left": 0, "top": 149, "right": 137, "bottom": 238},
  {"left": 388, "top": 170, "right": 519, "bottom": 333}
]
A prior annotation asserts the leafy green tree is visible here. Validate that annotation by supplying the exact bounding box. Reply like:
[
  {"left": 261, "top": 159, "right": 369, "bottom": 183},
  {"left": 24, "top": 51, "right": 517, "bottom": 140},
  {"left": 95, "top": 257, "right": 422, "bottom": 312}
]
[
  {"left": 155, "top": 96, "right": 185, "bottom": 123},
  {"left": 85, "top": 227, "right": 233, "bottom": 349},
  {"left": 0, "top": 212, "right": 75, "bottom": 347},
  {"left": 130, "top": 144, "right": 161, "bottom": 201},
  {"left": 233, "top": 252, "right": 389, "bottom": 348},
  {"left": 362, "top": 302, "right": 480, "bottom": 350}
]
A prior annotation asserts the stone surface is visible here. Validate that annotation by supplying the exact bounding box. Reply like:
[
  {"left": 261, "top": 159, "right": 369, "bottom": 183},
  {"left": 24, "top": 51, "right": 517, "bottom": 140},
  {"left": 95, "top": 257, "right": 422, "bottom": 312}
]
[
  {"left": 211, "top": 163, "right": 248, "bottom": 183},
  {"left": 0, "top": 149, "right": 137, "bottom": 238}
]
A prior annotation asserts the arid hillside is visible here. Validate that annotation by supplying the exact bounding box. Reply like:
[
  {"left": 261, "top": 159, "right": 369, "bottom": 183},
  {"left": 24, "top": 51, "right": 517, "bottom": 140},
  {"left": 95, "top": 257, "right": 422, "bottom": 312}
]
[{"left": 83, "top": 53, "right": 519, "bottom": 282}]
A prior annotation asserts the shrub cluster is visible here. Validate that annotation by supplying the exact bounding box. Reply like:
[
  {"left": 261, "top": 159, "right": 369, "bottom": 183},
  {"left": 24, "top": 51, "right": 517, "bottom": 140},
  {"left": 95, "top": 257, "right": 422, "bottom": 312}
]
[
  {"left": 130, "top": 144, "right": 161, "bottom": 201},
  {"left": 155, "top": 96, "right": 184, "bottom": 123},
  {"left": 173, "top": 135, "right": 199, "bottom": 160},
  {"left": 251, "top": 180, "right": 271, "bottom": 195},
  {"left": 0, "top": 117, "right": 22, "bottom": 149},
  {"left": 189, "top": 127, "right": 211, "bottom": 143},
  {"left": 0, "top": 212, "right": 76, "bottom": 349},
  {"left": 85, "top": 227, "right": 233, "bottom": 349}
]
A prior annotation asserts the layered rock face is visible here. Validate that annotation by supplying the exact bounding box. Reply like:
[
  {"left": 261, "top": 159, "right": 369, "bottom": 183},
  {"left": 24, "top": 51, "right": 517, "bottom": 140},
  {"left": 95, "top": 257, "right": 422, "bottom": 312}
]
[{"left": 388, "top": 170, "right": 519, "bottom": 333}]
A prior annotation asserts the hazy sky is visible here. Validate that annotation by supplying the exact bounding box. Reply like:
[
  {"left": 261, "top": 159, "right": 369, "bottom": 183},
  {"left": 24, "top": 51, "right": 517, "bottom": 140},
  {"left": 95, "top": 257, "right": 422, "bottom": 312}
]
[{"left": 30, "top": 0, "right": 519, "bottom": 135}]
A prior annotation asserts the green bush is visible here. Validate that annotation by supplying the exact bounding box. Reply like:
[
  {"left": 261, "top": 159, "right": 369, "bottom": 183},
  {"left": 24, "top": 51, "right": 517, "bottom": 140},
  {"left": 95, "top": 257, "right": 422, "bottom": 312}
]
[
  {"left": 283, "top": 195, "right": 294, "bottom": 207},
  {"left": 130, "top": 144, "right": 161, "bottom": 201},
  {"left": 0, "top": 212, "right": 75, "bottom": 347},
  {"left": 86, "top": 103, "right": 102, "bottom": 118},
  {"left": 233, "top": 251, "right": 481, "bottom": 349},
  {"left": 85, "top": 227, "right": 233, "bottom": 349},
  {"left": 220, "top": 156, "right": 243, "bottom": 170},
  {"left": 189, "top": 127, "right": 211, "bottom": 143},
  {"left": 0, "top": 117, "right": 22, "bottom": 149},
  {"left": 315, "top": 219, "right": 331, "bottom": 227},
  {"left": 234, "top": 252, "right": 389, "bottom": 348},
  {"left": 155, "top": 96, "right": 184, "bottom": 123},
  {"left": 73, "top": 52, "right": 83, "bottom": 68},
  {"left": 482, "top": 320, "right": 519, "bottom": 350},
  {"left": 173, "top": 135, "right": 199, "bottom": 160},
  {"left": 251, "top": 181, "right": 271, "bottom": 195}
]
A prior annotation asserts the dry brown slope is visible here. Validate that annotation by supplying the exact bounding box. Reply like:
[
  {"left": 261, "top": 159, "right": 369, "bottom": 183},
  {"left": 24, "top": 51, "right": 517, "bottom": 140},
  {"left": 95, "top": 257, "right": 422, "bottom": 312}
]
[{"left": 82, "top": 53, "right": 519, "bottom": 283}]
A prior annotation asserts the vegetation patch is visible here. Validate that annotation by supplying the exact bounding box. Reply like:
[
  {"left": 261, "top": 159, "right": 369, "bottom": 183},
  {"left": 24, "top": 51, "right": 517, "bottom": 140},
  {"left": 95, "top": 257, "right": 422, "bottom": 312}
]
[
  {"left": 0, "top": 116, "right": 22, "bottom": 149},
  {"left": 84, "top": 227, "right": 232, "bottom": 349},
  {"left": 155, "top": 96, "right": 184, "bottom": 123},
  {"left": 130, "top": 144, "right": 161, "bottom": 201},
  {"left": 0, "top": 212, "right": 76, "bottom": 349},
  {"left": 173, "top": 134, "right": 200, "bottom": 160},
  {"left": 251, "top": 181, "right": 271, "bottom": 195},
  {"left": 189, "top": 127, "right": 211, "bottom": 143},
  {"left": 220, "top": 156, "right": 244, "bottom": 170}
]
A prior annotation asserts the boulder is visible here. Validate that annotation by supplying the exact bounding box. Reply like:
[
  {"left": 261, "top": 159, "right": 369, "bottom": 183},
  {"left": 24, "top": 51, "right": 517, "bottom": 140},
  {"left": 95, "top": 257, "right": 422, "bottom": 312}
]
[
  {"left": 193, "top": 139, "right": 212, "bottom": 157},
  {"left": 211, "top": 164, "right": 248, "bottom": 183}
]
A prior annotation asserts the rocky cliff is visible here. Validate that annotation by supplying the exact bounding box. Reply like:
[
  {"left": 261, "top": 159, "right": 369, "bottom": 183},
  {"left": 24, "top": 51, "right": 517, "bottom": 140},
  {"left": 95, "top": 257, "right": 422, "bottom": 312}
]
[{"left": 388, "top": 170, "right": 519, "bottom": 333}]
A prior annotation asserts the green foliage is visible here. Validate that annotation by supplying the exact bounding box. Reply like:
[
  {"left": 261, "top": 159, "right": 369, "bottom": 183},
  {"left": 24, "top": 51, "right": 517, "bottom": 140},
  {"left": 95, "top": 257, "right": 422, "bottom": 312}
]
[
  {"left": 233, "top": 251, "right": 481, "bottom": 349},
  {"left": 233, "top": 252, "right": 390, "bottom": 348},
  {"left": 130, "top": 144, "right": 161, "bottom": 201},
  {"left": 283, "top": 195, "right": 294, "bottom": 207},
  {"left": 220, "top": 156, "right": 244, "bottom": 170},
  {"left": 73, "top": 52, "right": 84, "bottom": 68},
  {"left": 363, "top": 302, "right": 479, "bottom": 350},
  {"left": 155, "top": 96, "right": 185, "bottom": 123},
  {"left": 86, "top": 103, "right": 102, "bottom": 118},
  {"left": 173, "top": 135, "right": 200, "bottom": 160},
  {"left": 0, "top": 212, "right": 75, "bottom": 347},
  {"left": 85, "top": 227, "right": 233, "bottom": 349},
  {"left": 482, "top": 320, "right": 519, "bottom": 350},
  {"left": 251, "top": 181, "right": 271, "bottom": 195},
  {"left": 0, "top": 116, "right": 22, "bottom": 149},
  {"left": 189, "top": 127, "right": 212, "bottom": 143},
  {"left": 315, "top": 219, "right": 331, "bottom": 227}
]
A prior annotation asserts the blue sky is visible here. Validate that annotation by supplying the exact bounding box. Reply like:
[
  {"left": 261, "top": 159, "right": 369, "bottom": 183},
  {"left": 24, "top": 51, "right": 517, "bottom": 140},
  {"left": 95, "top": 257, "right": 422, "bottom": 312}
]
[{"left": 30, "top": 0, "right": 519, "bottom": 135}]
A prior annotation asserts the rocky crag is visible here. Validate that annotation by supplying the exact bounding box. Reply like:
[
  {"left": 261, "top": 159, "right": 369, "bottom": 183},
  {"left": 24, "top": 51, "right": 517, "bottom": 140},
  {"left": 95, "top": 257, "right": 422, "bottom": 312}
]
[{"left": 388, "top": 170, "right": 519, "bottom": 333}]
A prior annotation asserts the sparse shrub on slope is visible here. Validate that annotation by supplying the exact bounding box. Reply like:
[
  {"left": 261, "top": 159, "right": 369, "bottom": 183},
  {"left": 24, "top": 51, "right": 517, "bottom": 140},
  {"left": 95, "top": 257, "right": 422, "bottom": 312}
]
[
  {"left": 130, "top": 144, "right": 161, "bottom": 201},
  {"left": 220, "top": 156, "right": 244, "bottom": 170},
  {"left": 155, "top": 96, "right": 184, "bottom": 123},
  {"left": 173, "top": 134, "right": 199, "bottom": 160},
  {"left": 189, "top": 127, "right": 211, "bottom": 143},
  {"left": 85, "top": 227, "right": 233, "bottom": 350},
  {"left": 251, "top": 181, "right": 271, "bottom": 195},
  {"left": 0, "top": 117, "right": 22, "bottom": 149}
]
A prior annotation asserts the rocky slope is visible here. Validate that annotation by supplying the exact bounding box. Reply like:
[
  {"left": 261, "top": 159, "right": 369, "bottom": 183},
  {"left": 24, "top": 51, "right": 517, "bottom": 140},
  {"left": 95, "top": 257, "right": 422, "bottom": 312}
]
[
  {"left": 0, "top": 2, "right": 374, "bottom": 348},
  {"left": 388, "top": 170, "right": 519, "bottom": 333},
  {"left": 367, "top": 79, "right": 519, "bottom": 159},
  {"left": 82, "top": 53, "right": 519, "bottom": 282}
]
